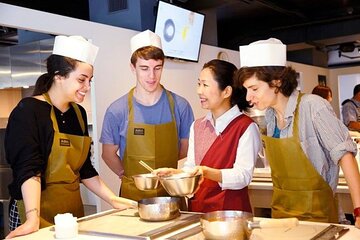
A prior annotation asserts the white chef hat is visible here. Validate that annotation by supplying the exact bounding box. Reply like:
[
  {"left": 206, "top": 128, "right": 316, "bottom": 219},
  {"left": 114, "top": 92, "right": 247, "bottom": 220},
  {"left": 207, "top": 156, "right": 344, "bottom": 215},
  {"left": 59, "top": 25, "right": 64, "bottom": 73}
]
[
  {"left": 239, "top": 38, "right": 286, "bottom": 67},
  {"left": 52, "top": 35, "right": 99, "bottom": 66},
  {"left": 130, "top": 30, "right": 162, "bottom": 54}
]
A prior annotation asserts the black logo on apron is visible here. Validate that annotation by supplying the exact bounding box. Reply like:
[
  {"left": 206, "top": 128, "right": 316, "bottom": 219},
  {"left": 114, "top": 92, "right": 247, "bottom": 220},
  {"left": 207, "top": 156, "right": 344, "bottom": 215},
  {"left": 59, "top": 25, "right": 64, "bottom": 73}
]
[
  {"left": 134, "top": 128, "right": 145, "bottom": 135},
  {"left": 60, "top": 138, "right": 71, "bottom": 147}
]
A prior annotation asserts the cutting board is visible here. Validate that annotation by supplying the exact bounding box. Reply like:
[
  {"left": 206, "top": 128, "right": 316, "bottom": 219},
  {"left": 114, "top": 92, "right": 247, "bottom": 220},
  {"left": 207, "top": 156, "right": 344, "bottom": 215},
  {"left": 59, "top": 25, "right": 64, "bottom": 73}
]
[
  {"left": 78, "top": 209, "right": 200, "bottom": 239},
  {"left": 250, "top": 225, "right": 327, "bottom": 240}
]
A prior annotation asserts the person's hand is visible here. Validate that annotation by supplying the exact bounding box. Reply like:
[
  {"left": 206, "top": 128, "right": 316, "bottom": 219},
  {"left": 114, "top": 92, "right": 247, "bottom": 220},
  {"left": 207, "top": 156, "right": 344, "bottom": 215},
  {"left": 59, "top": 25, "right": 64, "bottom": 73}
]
[
  {"left": 355, "top": 216, "right": 360, "bottom": 229},
  {"left": 110, "top": 196, "right": 138, "bottom": 209},
  {"left": 189, "top": 166, "right": 204, "bottom": 176},
  {"left": 152, "top": 167, "right": 179, "bottom": 177},
  {"left": 5, "top": 217, "right": 40, "bottom": 239},
  {"left": 187, "top": 166, "right": 205, "bottom": 195}
]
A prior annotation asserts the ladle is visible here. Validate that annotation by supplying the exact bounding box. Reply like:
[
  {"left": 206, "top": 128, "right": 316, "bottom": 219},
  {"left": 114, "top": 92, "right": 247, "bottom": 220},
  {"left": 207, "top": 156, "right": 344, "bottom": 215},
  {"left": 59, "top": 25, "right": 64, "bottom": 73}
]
[{"left": 139, "top": 160, "right": 155, "bottom": 173}]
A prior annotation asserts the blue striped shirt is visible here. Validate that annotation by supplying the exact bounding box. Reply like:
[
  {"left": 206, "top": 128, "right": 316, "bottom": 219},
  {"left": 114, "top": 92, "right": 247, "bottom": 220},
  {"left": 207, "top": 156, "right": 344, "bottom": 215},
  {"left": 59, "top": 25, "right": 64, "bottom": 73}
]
[{"left": 265, "top": 90, "right": 357, "bottom": 192}]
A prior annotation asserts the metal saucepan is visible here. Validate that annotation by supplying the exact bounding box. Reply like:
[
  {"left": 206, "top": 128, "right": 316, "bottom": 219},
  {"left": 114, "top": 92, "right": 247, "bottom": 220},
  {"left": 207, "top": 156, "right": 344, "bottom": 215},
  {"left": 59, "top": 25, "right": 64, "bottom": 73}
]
[
  {"left": 137, "top": 196, "right": 180, "bottom": 222},
  {"left": 200, "top": 210, "right": 298, "bottom": 240}
]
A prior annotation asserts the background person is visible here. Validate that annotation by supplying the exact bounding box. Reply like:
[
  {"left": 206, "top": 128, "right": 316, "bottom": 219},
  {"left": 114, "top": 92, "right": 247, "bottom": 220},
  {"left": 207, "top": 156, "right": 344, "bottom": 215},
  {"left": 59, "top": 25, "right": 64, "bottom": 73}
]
[
  {"left": 5, "top": 35, "right": 137, "bottom": 239},
  {"left": 155, "top": 59, "right": 261, "bottom": 213},
  {"left": 236, "top": 38, "right": 360, "bottom": 227},
  {"left": 312, "top": 85, "right": 333, "bottom": 102},
  {"left": 100, "top": 30, "right": 194, "bottom": 201},
  {"left": 342, "top": 84, "right": 360, "bottom": 131}
]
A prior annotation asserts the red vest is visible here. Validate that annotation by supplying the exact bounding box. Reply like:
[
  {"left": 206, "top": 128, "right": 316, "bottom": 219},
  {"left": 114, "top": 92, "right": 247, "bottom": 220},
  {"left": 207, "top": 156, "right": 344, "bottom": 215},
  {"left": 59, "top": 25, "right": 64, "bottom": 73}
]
[{"left": 189, "top": 114, "right": 253, "bottom": 213}]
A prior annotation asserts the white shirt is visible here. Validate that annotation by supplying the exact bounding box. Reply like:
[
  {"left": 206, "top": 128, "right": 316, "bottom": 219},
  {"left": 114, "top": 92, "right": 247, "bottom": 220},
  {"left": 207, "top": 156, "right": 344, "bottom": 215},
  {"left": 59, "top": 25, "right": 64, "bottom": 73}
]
[{"left": 184, "top": 105, "right": 261, "bottom": 190}]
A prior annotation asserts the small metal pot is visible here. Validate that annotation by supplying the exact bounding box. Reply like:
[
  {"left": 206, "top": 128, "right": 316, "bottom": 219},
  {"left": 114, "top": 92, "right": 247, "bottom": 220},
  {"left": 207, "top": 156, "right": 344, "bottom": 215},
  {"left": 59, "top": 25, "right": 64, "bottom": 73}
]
[
  {"left": 132, "top": 173, "right": 159, "bottom": 191},
  {"left": 138, "top": 197, "right": 180, "bottom": 222},
  {"left": 200, "top": 210, "right": 253, "bottom": 240},
  {"left": 160, "top": 173, "right": 201, "bottom": 196},
  {"left": 200, "top": 210, "right": 299, "bottom": 240}
]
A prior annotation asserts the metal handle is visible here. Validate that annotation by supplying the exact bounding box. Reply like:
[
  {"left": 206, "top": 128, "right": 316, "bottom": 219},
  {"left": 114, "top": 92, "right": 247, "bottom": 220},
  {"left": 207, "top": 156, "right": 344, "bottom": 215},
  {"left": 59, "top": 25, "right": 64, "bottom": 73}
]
[{"left": 248, "top": 217, "right": 299, "bottom": 229}]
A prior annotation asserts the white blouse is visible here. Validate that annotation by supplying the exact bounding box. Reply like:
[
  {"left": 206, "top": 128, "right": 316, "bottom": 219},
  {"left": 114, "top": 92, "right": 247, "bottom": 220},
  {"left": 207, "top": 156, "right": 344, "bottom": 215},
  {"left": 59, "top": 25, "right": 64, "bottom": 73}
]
[{"left": 184, "top": 105, "right": 261, "bottom": 190}]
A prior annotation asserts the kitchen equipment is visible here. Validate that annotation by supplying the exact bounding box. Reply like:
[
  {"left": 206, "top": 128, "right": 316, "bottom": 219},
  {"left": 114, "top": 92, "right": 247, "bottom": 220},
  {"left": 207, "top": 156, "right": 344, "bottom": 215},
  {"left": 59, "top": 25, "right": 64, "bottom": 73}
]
[
  {"left": 160, "top": 172, "right": 201, "bottom": 196},
  {"left": 200, "top": 210, "right": 299, "bottom": 240},
  {"left": 0, "top": 128, "right": 11, "bottom": 237},
  {"left": 139, "top": 160, "right": 155, "bottom": 173},
  {"left": 310, "top": 224, "right": 349, "bottom": 240},
  {"left": 137, "top": 197, "right": 180, "bottom": 222},
  {"left": 201, "top": 210, "right": 253, "bottom": 240},
  {"left": 132, "top": 173, "right": 159, "bottom": 191}
]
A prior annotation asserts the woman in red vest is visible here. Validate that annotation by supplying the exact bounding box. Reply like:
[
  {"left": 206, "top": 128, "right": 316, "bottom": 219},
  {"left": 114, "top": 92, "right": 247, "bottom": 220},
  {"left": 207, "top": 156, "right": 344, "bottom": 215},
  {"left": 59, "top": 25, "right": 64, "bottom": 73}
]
[{"left": 155, "top": 59, "right": 261, "bottom": 213}]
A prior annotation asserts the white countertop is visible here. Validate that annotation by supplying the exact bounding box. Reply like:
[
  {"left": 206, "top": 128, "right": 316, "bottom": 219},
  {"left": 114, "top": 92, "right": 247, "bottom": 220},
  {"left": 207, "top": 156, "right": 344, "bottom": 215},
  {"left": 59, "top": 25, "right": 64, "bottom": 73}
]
[
  {"left": 8, "top": 209, "right": 360, "bottom": 240},
  {"left": 250, "top": 167, "right": 350, "bottom": 193},
  {"left": 249, "top": 181, "right": 350, "bottom": 193}
]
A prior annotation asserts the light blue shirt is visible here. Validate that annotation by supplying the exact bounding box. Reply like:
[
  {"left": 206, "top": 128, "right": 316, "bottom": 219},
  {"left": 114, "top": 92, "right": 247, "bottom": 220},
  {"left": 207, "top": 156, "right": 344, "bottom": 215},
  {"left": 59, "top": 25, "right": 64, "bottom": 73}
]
[
  {"left": 341, "top": 98, "right": 360, "bottom": 128},
  {"left": 100, "top": 89, "right": 194, "bottom": 159}
]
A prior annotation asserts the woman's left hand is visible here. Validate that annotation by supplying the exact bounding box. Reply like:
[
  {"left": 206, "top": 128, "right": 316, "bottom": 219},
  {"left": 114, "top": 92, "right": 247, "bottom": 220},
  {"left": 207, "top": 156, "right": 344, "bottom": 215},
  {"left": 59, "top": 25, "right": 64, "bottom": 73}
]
[{"left": 5, "top": 216, "right": 40, "bottom": 239}]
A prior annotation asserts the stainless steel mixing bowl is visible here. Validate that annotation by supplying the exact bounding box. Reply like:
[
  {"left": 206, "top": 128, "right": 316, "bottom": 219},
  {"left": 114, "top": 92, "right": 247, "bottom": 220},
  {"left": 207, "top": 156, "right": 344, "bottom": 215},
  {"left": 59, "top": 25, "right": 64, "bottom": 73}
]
[
  {"left": 159, "top": 173, "right": 201, "bottom": 196},
  {"left": 132, "top": 173, "right": 159, "bottom": 191},
  {"left": 138, "top": 197, "right": 180, "bottom": 221},
  {"left": 200, "top": 210, "right": 253, "bottom": 240}
]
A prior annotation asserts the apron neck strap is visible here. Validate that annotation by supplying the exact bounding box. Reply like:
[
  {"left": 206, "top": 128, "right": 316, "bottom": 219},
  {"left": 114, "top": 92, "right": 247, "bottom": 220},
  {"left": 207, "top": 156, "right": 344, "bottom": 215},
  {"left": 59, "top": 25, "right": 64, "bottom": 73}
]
[
  {"left": 42, "top": 93, "right": 86, "bottom": 134},
  {"left": 292, "top": 92, "right": 304, "bottom": 139},
  {"left": 128, "top": 86, "right": 176, "bottom": 122}
]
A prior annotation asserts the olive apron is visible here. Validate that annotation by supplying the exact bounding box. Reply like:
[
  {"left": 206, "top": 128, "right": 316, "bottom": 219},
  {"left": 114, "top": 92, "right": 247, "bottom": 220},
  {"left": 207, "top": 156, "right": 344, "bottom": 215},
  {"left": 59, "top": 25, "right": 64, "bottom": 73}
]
[
  {"left": 18, "top": 93, "right": 90, "bottom": 227},
  {"left": 121, "top": 88, "right": 179, "bottom": 201},
  {"left": 262, "top": 93, "right": 338, "bottom": 223}
]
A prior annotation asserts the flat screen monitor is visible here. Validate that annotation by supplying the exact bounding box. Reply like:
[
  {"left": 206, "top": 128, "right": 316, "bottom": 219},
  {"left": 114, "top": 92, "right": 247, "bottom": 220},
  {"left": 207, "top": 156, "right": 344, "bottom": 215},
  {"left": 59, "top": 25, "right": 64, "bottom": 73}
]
[{"left": 155, "top": 1, "right": 205, "bottom": 62}]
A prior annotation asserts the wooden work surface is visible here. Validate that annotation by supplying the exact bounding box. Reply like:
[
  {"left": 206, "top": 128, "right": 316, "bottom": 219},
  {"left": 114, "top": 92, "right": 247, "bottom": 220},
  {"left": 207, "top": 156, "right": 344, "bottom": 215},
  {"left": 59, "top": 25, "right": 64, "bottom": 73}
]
[{"left": 77, "top": 208, "right": 200, "bottom": 239}]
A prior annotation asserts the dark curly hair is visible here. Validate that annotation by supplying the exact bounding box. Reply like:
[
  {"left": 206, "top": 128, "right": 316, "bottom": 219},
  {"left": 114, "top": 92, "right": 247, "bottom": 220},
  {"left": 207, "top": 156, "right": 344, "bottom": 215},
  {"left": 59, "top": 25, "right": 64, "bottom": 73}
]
[
  {"left": 202, "top": 59, "right": 251, "bottom": 112},
  {"left": 234, "top": 66, "right": 298, "bottom": 97}
]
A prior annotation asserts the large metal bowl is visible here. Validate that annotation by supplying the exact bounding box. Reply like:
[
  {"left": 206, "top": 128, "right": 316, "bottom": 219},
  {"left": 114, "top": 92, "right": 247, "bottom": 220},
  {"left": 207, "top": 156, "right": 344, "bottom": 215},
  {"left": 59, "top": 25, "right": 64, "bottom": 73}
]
[
  {"left": 200, "top": 210, "right": 253, "bottom": 240},
  {"left": 132, "top": 173, "right": 159, "bottom": 191},
  {"left": 159, "top": 173, "right": 201, "bottom": 196},
  {"left": 138, "top": 197, "right": 180, "bottom": 221}
]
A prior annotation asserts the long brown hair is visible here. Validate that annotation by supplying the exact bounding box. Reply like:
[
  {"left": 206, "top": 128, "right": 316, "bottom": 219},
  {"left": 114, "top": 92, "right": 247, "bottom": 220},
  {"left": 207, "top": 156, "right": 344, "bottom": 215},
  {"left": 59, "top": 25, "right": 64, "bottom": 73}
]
[{"left": 33, "top": 55, "right": 79, "bottom": 95}]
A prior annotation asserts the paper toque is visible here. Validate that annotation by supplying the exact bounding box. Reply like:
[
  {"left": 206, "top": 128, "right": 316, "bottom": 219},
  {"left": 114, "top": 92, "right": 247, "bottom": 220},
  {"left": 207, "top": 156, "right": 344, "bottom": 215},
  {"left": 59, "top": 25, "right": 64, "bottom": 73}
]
[
  {"left": 130, "top": 30, "right": 162, "bottom": 54},
  {"left": 52, "top": 35, "right": 99, "bottom": 66},
  {"left": 239, "top": 38, "right": 286, "bottom": 67}
]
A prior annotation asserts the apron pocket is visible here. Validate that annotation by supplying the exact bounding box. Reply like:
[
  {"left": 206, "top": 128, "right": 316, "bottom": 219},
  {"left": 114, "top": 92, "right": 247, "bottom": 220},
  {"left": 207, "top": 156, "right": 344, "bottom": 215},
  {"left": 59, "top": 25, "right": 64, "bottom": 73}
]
[{"left": 272, "top": 186, "right": 333, "bottom": 222}]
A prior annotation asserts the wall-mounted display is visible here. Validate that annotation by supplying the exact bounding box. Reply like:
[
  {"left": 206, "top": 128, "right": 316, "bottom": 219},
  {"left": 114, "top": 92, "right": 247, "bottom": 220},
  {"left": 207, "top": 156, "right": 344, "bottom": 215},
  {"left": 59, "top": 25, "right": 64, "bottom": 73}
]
[{"left": 154, "top": 1, "right": 205, "bottom": 62}]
